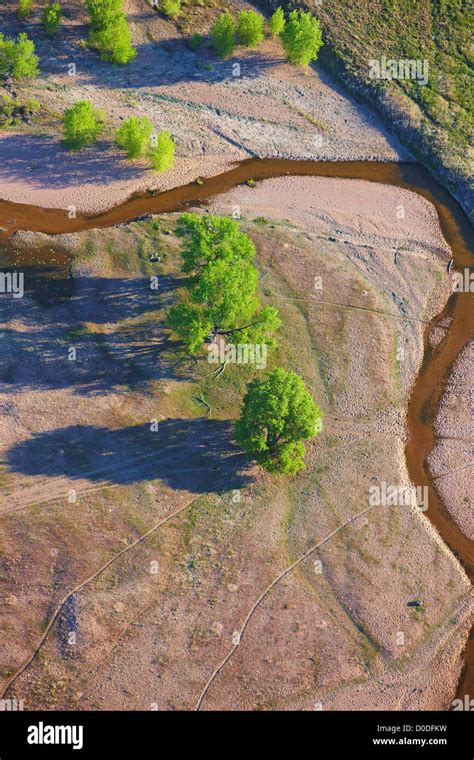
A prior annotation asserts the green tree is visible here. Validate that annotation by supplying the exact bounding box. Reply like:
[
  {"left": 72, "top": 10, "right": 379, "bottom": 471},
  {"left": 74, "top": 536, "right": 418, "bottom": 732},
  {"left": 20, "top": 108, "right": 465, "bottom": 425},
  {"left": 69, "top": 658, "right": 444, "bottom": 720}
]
[
  {"left": 175, "top": 213, "right": 256, "bottom": 275},
  {"left": 42, "top": 2, "right": 62, "bottom": 37},
  {"left": 89, "top": 14, "right": 136, "bottom": 64},
  {"left": 235, "top": 368, "right": 322, "bottom": 475},
  {"left": 210, "top": 13, "right": 235, "bottom": 59},
  {"left": 115, "top": 115, "right": 152, "bottom": 158},
  {"left": 86, "top": 0, "right": 123, "bottom": 30},
  {"left": 167, "top": 213, "right": 281, "bottom": 354},
  {"left": 17, "top": 0, "right": 33, "bottom": 20},
  {"left": 268, "top": 7, "right": 285, "bottom": 38},
  {"left": 237, "top": 10, "right": 264, "bottom": 48},
  {"left": 62, "top": 100, "right": 105, "bottom": 149},
  {"left": 280, "top": 10, "right": 323, "bottom": 66},
  {"left": 86, "top": 0, "right": 136, "bottom": 64},
  {"left": 148, "top": 130, "right": 175, "bottom": 172},
  {"left": 162, "top": 0, "right": 181, "bottom": 19},
  {"left": 0, "top": 34, "right": 39, "bottom": 80}
]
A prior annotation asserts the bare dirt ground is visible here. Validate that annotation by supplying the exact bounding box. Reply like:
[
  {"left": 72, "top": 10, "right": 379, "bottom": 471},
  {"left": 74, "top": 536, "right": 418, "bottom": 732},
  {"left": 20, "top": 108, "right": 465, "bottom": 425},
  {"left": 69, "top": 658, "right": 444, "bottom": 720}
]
[
  {"left": 0, "top": 0, "right": 407, "bottom": 213},
  {"left": 428, "top": 342, "right": 473, "bottom": 542},
  {"left": 0, "top": 177, "right": 470, "bottom": 710}
]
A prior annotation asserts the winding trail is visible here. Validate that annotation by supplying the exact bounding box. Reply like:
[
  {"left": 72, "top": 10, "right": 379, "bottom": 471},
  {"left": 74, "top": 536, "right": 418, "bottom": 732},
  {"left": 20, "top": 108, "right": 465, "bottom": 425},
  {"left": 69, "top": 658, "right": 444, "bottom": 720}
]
[
  {"left": 0, "top": 493, "right": 201, "bottom": 699},
  {"left": 195, "top": 505, "right": 374, "bottom": 710}
]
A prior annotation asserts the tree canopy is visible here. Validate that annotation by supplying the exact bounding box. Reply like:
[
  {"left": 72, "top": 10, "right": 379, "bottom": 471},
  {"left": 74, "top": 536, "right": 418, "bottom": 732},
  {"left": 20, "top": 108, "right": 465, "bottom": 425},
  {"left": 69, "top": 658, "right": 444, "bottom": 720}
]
[
  {"left": 167, "top": 213, "right": 280, "bottom": 355},
  {"left": 268, "top": 7, "right": 285, "bottom": 38},
  {"left": 210, "top": 13, "right": 236, "bottom": 59},
  {"left": 86, "top": 0, "right": 136, "bottom": 64},
  {"left": 42, "top": 2, "right": 62, "bottom": 37},
  {"left": 115, "top": 115, "right": 153, "bottom": 158},
  {"left": 62, "top": 100, "right": 105, "bottom": 149},
  {"left": 235, "top": 368, "right": 322, "bottom": 475},
  {"left": 237, "top": 10, "right": 265, "bottom": 48},
  {"left": 0, "top": 33, "right": 39, "bottom": 80},
  {"left": 280, "top": 10, "right": 323, "bottom": 66}
]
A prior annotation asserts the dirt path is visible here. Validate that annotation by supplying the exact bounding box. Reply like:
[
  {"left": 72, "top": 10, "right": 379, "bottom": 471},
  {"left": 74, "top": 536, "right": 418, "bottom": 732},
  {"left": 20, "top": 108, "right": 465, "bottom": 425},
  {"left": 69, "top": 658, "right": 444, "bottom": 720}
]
[{"left": 195, "top": 505, "right": 375, "bottom": 710}]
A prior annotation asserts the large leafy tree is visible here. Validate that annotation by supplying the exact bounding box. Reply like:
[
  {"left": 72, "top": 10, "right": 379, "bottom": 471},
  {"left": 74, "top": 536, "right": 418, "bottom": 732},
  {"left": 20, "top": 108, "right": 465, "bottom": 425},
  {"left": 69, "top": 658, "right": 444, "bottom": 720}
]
[
  {"left": 167, "top": 213, "right": 280, "bottom": 354},
  {"left": 235, "top": 368, "right": 322, "bottom": 475},
  {"left": 175, "top": 213, "right": 255, "bottom": 275},
  {"left": 280, "top": 10, "right": 323, "bottom": 67}
]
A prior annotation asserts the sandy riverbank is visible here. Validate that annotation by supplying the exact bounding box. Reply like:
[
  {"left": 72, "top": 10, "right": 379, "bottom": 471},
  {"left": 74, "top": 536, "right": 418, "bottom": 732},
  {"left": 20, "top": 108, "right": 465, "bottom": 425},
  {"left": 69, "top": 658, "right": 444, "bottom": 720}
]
[
  {"left": 0, "top": 0, "right": 407, "bottom": 214},
  {"left": 428, "top": 342, "right": 474, "bottom": 542}
]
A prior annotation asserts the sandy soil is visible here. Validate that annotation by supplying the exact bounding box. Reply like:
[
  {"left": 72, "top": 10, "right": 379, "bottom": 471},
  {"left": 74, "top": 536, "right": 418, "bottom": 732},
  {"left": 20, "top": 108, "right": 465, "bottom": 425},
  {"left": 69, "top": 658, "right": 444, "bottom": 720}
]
[
  {"left": 428, "top": 342, "right": 473, "bottom": 541},
  {"left": 1, "top": 176, "right": 470, "bottom": 711},
  {"left": 0, "top": 0, "right": 407, "bottom": 213}
]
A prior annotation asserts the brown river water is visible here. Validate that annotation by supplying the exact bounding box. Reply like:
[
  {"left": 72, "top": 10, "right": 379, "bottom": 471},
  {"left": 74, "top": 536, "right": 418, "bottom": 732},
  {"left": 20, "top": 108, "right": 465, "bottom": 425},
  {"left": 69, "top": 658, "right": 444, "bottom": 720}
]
[{"left": 0, "top": 159, "right": 472, "bottom": 705}]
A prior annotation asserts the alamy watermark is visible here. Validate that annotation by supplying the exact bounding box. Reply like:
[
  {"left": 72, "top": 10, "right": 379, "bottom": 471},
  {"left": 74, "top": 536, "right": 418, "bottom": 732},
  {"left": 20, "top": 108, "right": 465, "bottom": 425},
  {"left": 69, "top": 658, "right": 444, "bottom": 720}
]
[
  {"left": 369, "top": 55, "right": 429, "bottom": 85},
  {"left": 208, "top": 342, "right": 267, "bottom": 370},
  {"left": 368, "top": 482, "right": 428, "bottom": 512},
  {"left": 0, "top": 271, "right": 24, "bottom": 299}
]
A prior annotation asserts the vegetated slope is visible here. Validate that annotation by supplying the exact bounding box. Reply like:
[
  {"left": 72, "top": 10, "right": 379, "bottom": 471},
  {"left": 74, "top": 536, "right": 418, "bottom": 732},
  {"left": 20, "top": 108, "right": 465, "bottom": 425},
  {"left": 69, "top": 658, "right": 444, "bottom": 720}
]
[{"left": 266, "top": 0, "right": 473, "bottom": 221}]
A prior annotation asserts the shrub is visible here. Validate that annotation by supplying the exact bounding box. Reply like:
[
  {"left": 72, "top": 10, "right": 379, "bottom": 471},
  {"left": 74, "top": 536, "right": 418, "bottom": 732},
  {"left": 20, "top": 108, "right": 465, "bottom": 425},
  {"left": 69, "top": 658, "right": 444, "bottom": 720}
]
[
  {"left": 62, "top": 100, "right": 106, "bottom": 149},
  {"left": 235, "top": 368, "right": 322, "bottom": 475},
  {"left": 0, "top": 94, "right": 40, "bottom": 126},
  {"left": 148, "top": 130, "right": 175, "bottom": 172},
  {"left": 268, "top": 7, "right": 285, "bottom": 38},
  {"left": 280, "top": 11, "right": 323, "bottom": 66},
  {"left": 17, "top": 0, "right": 33, "bottom": 20},
  {"left": 89, "top": 14, "right": 136, "bottom": 64},
  {"left": 42, "top": 3, "right": 62, "bottom": 37},
  {"left": 0, "top": 33, "right": 39, "bottom": 80},
  {"left": 162, "top": 0, "right": 181, "bottom": 19},
  {"left": 187, "top": 33, "right": 202, "bottom": 51},
  {"left": 86, "top": 0, "right": 136, "bottom": 64},
  {"left": 237, "top": 10, "right": 264, "bottom": 48},
  {"left": 86, "top": 0, "right": 123, "bottom": 31},
  {"left": 210, "top": 13, "right": 235, "bottom": 59},
  {"left": 115, "top": 115, "right": 153, "bottom": 158}
]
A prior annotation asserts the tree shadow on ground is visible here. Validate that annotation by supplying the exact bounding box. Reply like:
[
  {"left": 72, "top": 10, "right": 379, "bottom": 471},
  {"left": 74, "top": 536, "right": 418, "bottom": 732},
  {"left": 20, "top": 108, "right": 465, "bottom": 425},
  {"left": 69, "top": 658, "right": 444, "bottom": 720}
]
[
  {"left": 5, "top": 418, "right": 252, "bottom": 493},
  {"left": 0, "top": 269, "right": 191, "bottom": 395},
  {"left": 0, "top": 135, "right": 147, "bottom": 190}
]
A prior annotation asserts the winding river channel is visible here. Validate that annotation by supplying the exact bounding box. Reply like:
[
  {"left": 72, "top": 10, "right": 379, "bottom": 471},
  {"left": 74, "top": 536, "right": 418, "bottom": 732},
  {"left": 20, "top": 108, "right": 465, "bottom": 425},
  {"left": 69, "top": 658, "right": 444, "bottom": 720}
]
[{"left": 0, "top": 158, "right": 472, "bottom": 705}]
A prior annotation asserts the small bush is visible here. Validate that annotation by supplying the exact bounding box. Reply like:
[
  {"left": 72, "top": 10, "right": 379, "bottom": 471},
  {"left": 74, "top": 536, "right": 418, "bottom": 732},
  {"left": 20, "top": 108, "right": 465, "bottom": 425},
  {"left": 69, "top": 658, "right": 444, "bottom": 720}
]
[
  {"left": 162, "top": 0, "right": 181, "bottom": 19},
  {"left": 237, "top": 10, "right": 264, "bottom": 48},
  {"left": 115, "top": 115, "right": 153, "bottom": 158},
  {"left": 0, "top": 94, "right": 40, "bottom": 126},
  {"left": 90, "top": 14, "right": 136, "bottom": 64},
  {"left": 0, "top": 33, "right": 39, "bottom": 80},
  {"left": 86, "top": 0, "right": 123, "bottom": 31},
  {"left": 63, "top": 100, "right": 106, "bottom": 149},
  {"left": 17, "top": 0, "right": 33, "bottom": 20},
  {"left": 268, "top": 7, "right": 285, "bottom": 38},
  {"left": 148, "top": 130, "right": 175, "bottom": 172},
  {"left": 210, "top": 13, "right": 235, "bottom": 59},
  {"left": 42, "top": 3, "right": 63, "bottom": 37},
  {"left": 187, "top": 32, "right": 202, "bottom": 51},
  {"left": 280, "top": 11, "right": 323, "bottom": 66}
]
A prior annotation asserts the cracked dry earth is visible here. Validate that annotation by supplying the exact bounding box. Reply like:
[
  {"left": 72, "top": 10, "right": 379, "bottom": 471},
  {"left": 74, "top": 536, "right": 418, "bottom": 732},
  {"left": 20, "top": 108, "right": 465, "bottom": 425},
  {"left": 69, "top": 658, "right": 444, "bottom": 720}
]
[{"left": 0, "top": 176, "right": 470, "bottom": 711}]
